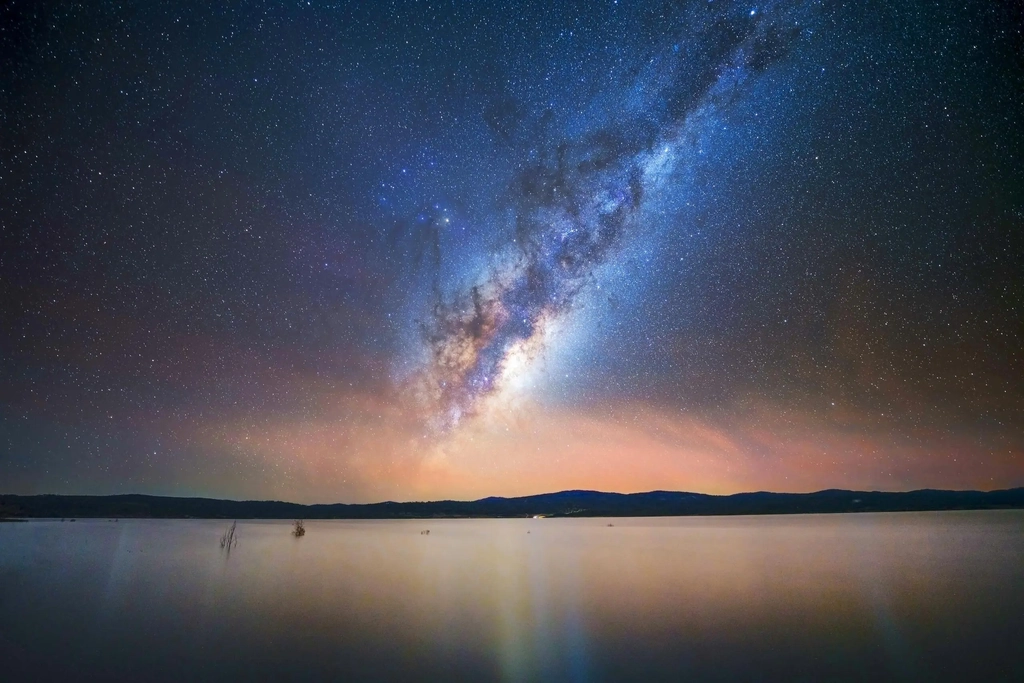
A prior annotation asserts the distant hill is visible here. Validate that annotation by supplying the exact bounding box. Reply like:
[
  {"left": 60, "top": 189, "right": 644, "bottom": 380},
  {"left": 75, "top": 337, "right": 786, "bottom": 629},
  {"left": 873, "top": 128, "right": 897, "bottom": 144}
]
[{"left": 1, "top": 488, "right": 1023, "bottom": 519}]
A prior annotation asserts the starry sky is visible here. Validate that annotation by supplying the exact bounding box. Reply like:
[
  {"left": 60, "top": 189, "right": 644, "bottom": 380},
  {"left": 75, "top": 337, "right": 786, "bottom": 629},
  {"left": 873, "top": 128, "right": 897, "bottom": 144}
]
[{"left": 2, "top": 0, "right": 1022, "bottom": 503}]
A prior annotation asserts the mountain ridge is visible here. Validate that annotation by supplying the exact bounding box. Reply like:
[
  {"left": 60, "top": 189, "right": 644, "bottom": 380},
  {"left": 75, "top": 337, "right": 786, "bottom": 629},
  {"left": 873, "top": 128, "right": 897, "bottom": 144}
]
[{"left": 2, "top": 487, "right": 1023, "bottom": 519}]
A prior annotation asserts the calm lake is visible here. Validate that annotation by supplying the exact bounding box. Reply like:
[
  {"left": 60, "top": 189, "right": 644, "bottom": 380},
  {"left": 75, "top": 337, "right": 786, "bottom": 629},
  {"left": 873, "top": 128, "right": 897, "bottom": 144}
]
[{"left": 1, "top": 512, "right": 1022, "bottom": 682}]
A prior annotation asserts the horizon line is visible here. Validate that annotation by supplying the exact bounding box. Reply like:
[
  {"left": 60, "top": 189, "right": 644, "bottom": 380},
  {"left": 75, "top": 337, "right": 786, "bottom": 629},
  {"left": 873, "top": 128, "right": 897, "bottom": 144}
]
[{"left": 4, "top": 485, "right": 1023, "bottom": 508}]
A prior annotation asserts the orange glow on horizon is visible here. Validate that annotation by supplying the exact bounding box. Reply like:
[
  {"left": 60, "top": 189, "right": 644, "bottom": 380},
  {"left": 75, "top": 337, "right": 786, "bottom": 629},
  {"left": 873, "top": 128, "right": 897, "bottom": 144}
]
[{"left": 201, "top": 385, "right": 1024, "bottom": 504}]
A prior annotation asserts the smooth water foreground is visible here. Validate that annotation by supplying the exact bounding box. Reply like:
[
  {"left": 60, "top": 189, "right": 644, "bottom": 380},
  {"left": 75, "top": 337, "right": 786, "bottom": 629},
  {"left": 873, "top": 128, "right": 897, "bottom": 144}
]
[{"left": 1, "top": 512, "right": 1022, "bottom": 682}]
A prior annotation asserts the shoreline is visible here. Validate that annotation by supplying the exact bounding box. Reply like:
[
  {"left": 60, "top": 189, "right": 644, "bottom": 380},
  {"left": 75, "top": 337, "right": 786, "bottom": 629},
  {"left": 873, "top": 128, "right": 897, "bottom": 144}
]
[
  {"left": 3, "top": 488, "right": 1022, "bottom": 522},
  {"left": 4, "top": 507, "right": 1023, "bottom": 523}
]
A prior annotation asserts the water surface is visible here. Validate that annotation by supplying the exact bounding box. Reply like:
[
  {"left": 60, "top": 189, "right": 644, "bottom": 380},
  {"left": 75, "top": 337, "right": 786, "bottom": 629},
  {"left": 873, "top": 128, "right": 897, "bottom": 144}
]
[{"left": 1, "top": 512, "right": 1021, "bottom": 681}]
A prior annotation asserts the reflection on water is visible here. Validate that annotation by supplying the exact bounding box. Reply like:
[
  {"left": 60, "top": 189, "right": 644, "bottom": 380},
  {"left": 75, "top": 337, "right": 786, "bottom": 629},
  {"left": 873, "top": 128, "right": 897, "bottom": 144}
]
[{"left": 1, "top": 512, "right": 1022, "bottom": 681}]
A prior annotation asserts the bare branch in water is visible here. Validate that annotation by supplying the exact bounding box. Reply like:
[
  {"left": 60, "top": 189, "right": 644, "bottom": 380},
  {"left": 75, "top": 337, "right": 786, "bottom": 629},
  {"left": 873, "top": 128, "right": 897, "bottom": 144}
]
[{"left": 220, "top": 521, "right": 238, "bottom": 554}]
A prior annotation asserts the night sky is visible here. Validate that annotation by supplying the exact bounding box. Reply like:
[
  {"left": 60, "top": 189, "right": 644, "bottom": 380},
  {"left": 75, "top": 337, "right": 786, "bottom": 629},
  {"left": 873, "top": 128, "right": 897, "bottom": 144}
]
[{"left": 2, "top": 0, "right": 1022, "bottom": 503}]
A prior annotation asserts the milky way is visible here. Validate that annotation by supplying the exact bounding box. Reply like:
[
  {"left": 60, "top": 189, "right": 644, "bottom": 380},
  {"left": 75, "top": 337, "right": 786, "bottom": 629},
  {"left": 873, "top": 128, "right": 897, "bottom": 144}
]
[{"left": 413, "top": 1, "right": 811, "bottom": 430}]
